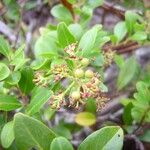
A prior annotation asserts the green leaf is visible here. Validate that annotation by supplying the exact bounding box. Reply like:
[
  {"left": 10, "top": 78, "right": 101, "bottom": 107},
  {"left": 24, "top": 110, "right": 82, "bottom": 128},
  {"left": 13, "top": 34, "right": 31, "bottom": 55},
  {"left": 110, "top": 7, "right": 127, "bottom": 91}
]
[
  {"left": 114, "top": 54, "right": 125, "bottom": 69},
  {"left": 125, "top": 11, "right": 139, "bottom": 34},
  {"left": 1, "top": 121, "right": 14, "bottom": 148},
  {"left": 34, "top": 31, "right": 59, "bottom": 58},
  {"left": 53, "top": 125, "right": 72, "bottom": 140},
  {"left": 87, "top": 0, "right": 104, "bottom": 8},
  {"left": 50, "top": 137, "right": 74, "bottom": 150},
  {"left": 18, "top": 67, "right": 34, "bottom": 94},
  {"left": 99, "top": 83, "right": 108, "bottom": 92},
  {"left": 130, "top": 31, "right": 147, "bottom": 41},
  {"left": 31, "top": 58, "right": 50, "bottom": 70},
  {"left": 14, "top": 113, "right": 56, "bottom": 150},
  {"left": 51, "top": 4, "right": 73, "bottom": 24},
  {"left": 114, "top": 22, "right": 127, "bottom": 42},
  {"left": 78, "top": 126, "right": 124, "bottom": 150},
  {"left": 92, "top": 54, "right": 104, "bottom": 67},
  {"left": 5, "top": 71, "right": 21, "bottom": 85},
  {"left": 85, "top": 98, "right": 96, "bottom": 114},
  {"left": 117, "top": 56, "right": 138, "bottom": 90},
  {"left": 68, "top": 23, "right": 83, "bottom": 40},
  {"left": 67, "top": 0, "right": 76, "bottom": 4},
  {"left": 78, "top": 25, "right": 101, "bottom": 56},
  {"left": 75, "top": 112, "right": 96, "bottom": 127},
  {"left": 26, "top": 87, "right": 51, "bottom": 115},
  {"left": 57, "top": 22, "right": 76, "bottom": 48},
  {"left": 11, "top": 45, "right": 29, "bottom": 71},
  {"left": 0, "top": 95, "right": 21, "bottom": 111},
  {"left": 139, "top": 130, "right": 150, "bottom": 142},
  {"left": 0, "top": 36, "right": 12, "bottom": 60},
  {"left": 123, "top": 102, "right": 133, "bottom": 125},
  {"left": 79, "top": 6, "right": 93, "bottom": 28},
  {"left": 0, "top": 63, "right": 10, "bottom": 81}
]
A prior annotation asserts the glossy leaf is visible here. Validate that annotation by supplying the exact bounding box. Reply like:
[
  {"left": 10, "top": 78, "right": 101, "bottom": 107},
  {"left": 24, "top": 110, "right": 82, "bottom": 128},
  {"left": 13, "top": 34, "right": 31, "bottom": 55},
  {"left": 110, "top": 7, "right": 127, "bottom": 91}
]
[
  {"left": 78, "top": 126, "right": 124, "bottom": 150},
  {"left": 5, "top": 71, "right": 21, "bottom": 85},
  {"left": 79, "top": 6, "right": 93, "bottom": 28},
  {"left": 14, "top": 113, "right": 56, "bottom": 150},
  {"left": 53, "top": 125, "right": 72, "bottom": 140},
  {"left": 78, "top": 25, "right": 101, "bottom": 56},
  {"left": 51, "top": 4, "right": 73, "bottom": 24},
  {"left": 117, "top": 56, "right": 138, "bottom": 90},
  {"left": 0, "top": 36, "right": 12, "bottom": 59},
  {"left": 0, "top": 95, "right": 21, "bottom": 111},
  {"left": 34, "top": 31, "right": 59, "bottom": 58},
  {"left": 130, "top": 31, "right": 147, "bottom": 41},
  {"left": 114, "top": 54, "right": 125, "bottom": 69},
  {"left": 57, "top": 22, "right": 76, "bottom": 48},
  {"left": 68, "top": 23, "right": 83, "bottom": 40},
  {"left": 18, "top": 67, "right": 34, "bottom": 94},
  {"left": 1, "top": 121, "right": 14, "bottom": 148},
  {"left": 26, "top": 87, "right": 51, "bottom": 115},
  {"left": 125, "top": 11, "right": 139, "bottom": 34},
  {"left": 11, "top": 45, "right": 28, "bottom": 71},
  {"left": 87, "top": 0, "right": 104, "bottom": 8},
  {"left": 123, "top": 102, "right": 133, "bottom": 125},
  {"left": 114, "top": 22, "right": 127, "bottom": 42},
  {"left": 50, "top": 137, "right": 74, "bottom": 150},
  {"left": 0, "top": 63, "right": 10, "bottom": 81}
]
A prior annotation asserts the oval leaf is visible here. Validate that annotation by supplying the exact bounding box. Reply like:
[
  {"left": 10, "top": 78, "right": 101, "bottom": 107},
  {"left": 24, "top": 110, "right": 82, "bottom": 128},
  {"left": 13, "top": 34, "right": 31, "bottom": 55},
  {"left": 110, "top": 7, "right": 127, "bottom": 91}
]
[
  {"left": 0, "top": 36, "right": 12, "bottom": 59},
  {"left": 14, "top": 113, "right": 56, "bottom": 150},
  {"left": 5, "top": 71, "right": 21, "bottom": 85},
  {"left": 0, "top": 95, "right": 21, "bottom": 111},
  {"left": 1, "top": 121, "right": 14, "bottom": 148},
  {"left": 18, "top": 67, "right": 34, "bottom": 94},
  {"left": 50, "top": 137, "right": 74, "bottom": 150},
  {"left": 51, "top": 4, "right": 73, "bottom": 24},
  {"left": 75, "top": 112, "right": 96, "bottom": 127},
  {"left": 57, "top": 22, "right": 76, "bottom": 48},
  {"left": 114, "top": 21, "right": 127, "bottom": 42},
  {"left": 117, "top": 56, "right": 138, "bottom": 90},
  {"left": 0, "top": 63, "right": 10, "bottom": 81},
  {"left": 78, "top": 126, "right": 124, "bottom": 150},
  {"left": 26, "top": 87, "right": 51, "bottom": 115},
  {"left": 34, "top": 32, "right": 59, "bottom": 58},
  {"left": 78, "top": 25, "right": 101, "bottom": 56}
]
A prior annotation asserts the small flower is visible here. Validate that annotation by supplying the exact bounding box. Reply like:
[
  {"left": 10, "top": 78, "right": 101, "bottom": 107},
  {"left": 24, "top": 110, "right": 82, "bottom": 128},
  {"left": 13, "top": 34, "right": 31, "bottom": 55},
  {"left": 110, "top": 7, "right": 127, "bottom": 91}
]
[
  {"left": 96, "top": 95, "right": 108, "bottom": 111},
  {"left": 49, "top": 93, "right": 66, "bottom": 109},
  {"left": 64, "top": 43, "right": 77, "bottom": 59},
  {"left": 33, "top": 72, "right": 48, "bottom": 87},
  {"left": 103, "top": 50, "right": 115, "bottom": 67}
]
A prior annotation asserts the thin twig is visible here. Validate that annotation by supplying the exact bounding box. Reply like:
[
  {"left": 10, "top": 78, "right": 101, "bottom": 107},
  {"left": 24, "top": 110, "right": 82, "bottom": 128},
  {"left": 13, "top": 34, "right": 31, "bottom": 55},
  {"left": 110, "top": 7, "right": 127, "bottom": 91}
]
[{"left": 101, "top": 1, "right": 125, "bottom": 20}]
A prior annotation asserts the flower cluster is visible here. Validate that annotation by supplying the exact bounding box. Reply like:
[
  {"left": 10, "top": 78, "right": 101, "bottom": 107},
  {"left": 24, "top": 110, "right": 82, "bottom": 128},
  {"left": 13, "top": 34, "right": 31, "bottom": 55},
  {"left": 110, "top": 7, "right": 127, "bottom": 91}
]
[
  {"left": 33, "top": 72, "right": 49, "bottom": 87},
  {"left": 51, "top": 64, "right": 69, "bottom": 81},
  {"left": 33, "top": 43, "right": 109, "bottom": 110},
  {"left": 103, "top": 49, "right": 115, "bottom": 67}
]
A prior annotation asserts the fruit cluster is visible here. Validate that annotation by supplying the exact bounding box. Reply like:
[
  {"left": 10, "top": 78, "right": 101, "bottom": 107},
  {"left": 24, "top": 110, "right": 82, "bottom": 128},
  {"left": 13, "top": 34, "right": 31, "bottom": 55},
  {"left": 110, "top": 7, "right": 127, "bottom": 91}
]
[{"left": 33, "top": 43, "right": 109, "bottom": 110}]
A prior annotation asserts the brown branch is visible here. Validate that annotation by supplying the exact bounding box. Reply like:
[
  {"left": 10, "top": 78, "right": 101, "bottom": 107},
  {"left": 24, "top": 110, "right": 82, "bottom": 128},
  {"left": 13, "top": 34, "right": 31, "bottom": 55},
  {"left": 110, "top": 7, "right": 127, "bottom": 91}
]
[
  {"left": 101, "top": 2, "right": 125, "bottom": 20},
  {"left": 103, "top": 41, "right": 140, "bottom": 54},
  {"left": 60, "top": 0, "right": 75, "bottom": 19}
]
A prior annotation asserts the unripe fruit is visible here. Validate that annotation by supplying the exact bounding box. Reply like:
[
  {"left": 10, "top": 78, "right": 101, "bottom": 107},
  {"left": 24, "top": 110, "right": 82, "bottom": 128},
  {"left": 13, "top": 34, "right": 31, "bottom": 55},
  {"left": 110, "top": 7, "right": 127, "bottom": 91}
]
[
  {"left": 71, "top": 91, "right": 80, "bottom": 100},
  {"left": 85, "top": 70, "right": 94, "bottom": 78},
  {"left": 74, "top": 69, "right": 84, "bottom": 78},
  {"left": 81, "top": 58, "right": 90, "bottom": 66}
]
